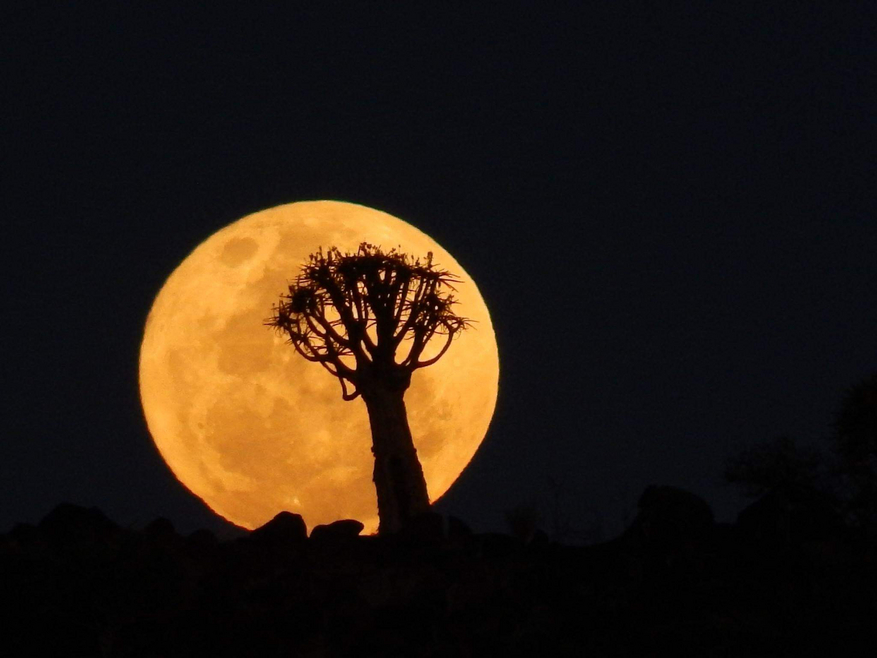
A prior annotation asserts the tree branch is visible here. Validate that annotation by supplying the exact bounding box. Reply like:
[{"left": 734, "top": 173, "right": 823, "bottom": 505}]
[
  {"left": 269, "top": 242, "right": 469, "bottom": 395},
  {"left": 413, "top": 328, "right": 456, "bottom": 368}
]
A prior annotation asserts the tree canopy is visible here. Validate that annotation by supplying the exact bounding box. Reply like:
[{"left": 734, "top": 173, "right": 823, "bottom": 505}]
[{"left": 268, "top": 243, "right": 469, "bottom": 401}]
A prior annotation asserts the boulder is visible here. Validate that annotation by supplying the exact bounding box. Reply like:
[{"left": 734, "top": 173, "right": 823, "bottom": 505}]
[
  {"left": 186, "top": 528, "right": 219, "bottom": 554},
  {"left": 447, "top": 515, "right": 472, "bottom": 541},
  {"left": 38, "top": 503, "right": 118, "bottom": 550},
  {"left": 447, "top": 516, "right": 474, "bottom": 552},
  {"left": 310, "top": 519, "right": 364, "bottom": 543},
  {"left": 528, "top": 528, "right": 550, "bottom": 549},
  {"left": 9, "top": 522, "right": 40, "bottom": 546},
  {"left": 144, "top": 517, "right": 177, "bottom": 541},
  {"left": 249, "top": 511, "right": 307, "bottom": 545},
  {"left": 623, "top": 485, "right": 715, "bottom": 571},
  {"left": 479, "top": 532, "right": 520, "bottom": 560},
  {"left": 399, "top": 511, "right": 445, "bottom": 546}
]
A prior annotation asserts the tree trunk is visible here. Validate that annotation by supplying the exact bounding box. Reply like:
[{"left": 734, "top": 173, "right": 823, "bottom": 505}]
[{"left": 362, "top": 386, "right": 431, "bottom": 534}]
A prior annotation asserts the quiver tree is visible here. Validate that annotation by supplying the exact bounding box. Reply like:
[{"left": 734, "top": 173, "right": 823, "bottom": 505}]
[{"left": 267, "top": 243, "right": 469, "bottom": 534}]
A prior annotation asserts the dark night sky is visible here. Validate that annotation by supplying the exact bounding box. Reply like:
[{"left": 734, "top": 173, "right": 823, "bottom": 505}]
[{"left": 2, "top": 3, "right": 875, "bottom": 538}]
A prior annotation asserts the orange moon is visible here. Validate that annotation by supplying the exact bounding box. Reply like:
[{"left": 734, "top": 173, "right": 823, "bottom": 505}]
[{"left": 138, "top": 201, "right": 499, "bottom": 533}]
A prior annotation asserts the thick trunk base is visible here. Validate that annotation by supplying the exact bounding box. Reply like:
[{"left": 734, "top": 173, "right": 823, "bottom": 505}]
[{"left": 363, "top": 387, "right": 431, "bottom": 534}]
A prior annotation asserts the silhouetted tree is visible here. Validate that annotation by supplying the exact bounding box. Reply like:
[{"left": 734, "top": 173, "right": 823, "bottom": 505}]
[
  {"left": 723, "top": 435, "right": 825, "bottom": 498},
  {"left": 267, "top": 243, "right": 468, "bottom": 534},
  {"left": 831, "top": 372, "right": 877, "bottom": 529}
]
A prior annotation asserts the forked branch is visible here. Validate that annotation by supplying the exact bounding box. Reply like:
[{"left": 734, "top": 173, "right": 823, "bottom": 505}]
[{"left": 266, "top": 243, "right": 469, "bottom": 399}]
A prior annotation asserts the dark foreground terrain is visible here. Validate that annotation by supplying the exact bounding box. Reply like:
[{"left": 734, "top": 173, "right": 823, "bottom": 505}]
[{"left": 2, "top": 485, "right": 874, "bottom": 657}]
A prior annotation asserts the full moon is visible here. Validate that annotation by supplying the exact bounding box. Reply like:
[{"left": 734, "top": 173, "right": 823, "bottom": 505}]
[{"left": 139, "top": 201, "right": 499, "bottom": 533}]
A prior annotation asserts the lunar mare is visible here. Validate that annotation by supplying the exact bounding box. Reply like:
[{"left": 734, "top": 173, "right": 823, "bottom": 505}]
[{"left": 139, "top": 201, "right": 499, "bottom": 533}]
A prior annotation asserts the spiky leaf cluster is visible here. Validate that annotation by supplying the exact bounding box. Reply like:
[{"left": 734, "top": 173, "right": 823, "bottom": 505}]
[{"left": 267, "top": 243, "right": 469, "bottom": 400}]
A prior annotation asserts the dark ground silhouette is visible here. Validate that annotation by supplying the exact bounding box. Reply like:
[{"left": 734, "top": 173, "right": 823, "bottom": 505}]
[{"left": 3, "top": 488, "right": 874, "bottom": 657}]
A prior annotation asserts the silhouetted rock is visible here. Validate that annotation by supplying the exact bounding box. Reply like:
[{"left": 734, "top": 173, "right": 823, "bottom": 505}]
[
  {"left": 479, "top": 532, "right": 520, "bottom": 559},
  {"left": 186, "top": 528, "right": 219, "bottom": 556},
  {"left": 447, "top": 515, "right": 472, "bottom": 540},
  {"left": 38, "top": 503, "right": 118, "bottom": 550},
  {"left": 187, "top": 527, "right": 217, "bottom": 544},
  {"left": 399, "top": 511, "right": 444, "bottom": 545},
  {"left": 250, "top": 511, "right": 307, "bottom": 545},
  {"left": 504, "top": 503, "right": 541, "bottom": 542},
  {"left": 144, "top": 516, "right": 177, "bottom": 540},
  {"left": 8, "top": 522, "right": 40, "bottom": 546},
  {"left": 4, "top": 503, "right": 876, "bottom": 656},
  {"left": 310, "top": 518, "right": 364, "bottom": 543},
  {"left": 627, "top": 485, "right": 714, "bottom": 539},
  {"left": 528, "top": 528, "right": 550, "bottom": 549},
  {"left": 446, "top": 515, "right": 474, "bottom": 552},
  {"left": 624, "top": 485, "right": 715, "bottom": 575}
]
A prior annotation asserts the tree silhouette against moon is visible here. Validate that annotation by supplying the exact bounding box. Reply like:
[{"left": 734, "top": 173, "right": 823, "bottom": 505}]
[
  {"left": 139, "top": 201, "right": 499, "bottom": 532},
  {"left": 268, "top": 243, "right": 469, "bottom": 534}
]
